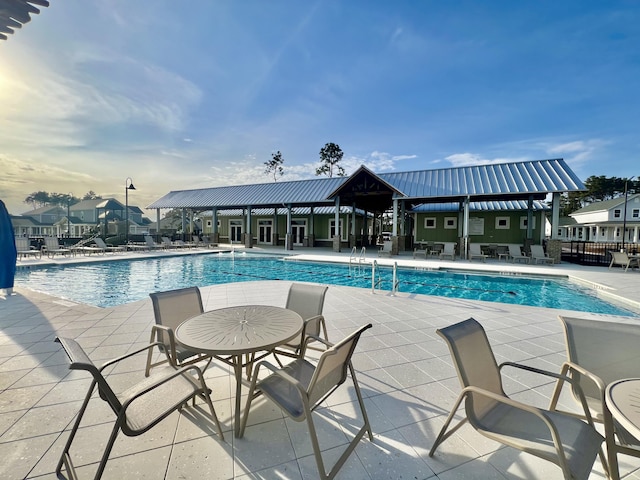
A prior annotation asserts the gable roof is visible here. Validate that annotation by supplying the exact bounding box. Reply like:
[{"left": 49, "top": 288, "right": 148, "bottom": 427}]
[
  {"left": 147, "top": 158, "right": 585, "bottom": 210},
  {"left": 570, "top": 193, "right": 640, "bottom": 216},
  {"left": 0, "top": 0, "right": 49, "bottom": 41}
]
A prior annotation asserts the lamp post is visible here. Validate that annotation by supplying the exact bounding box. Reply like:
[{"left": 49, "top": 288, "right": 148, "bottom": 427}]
[
  {"left": 622, "top": 176, "right": 635, "bottom": 251},
  {"left": 125, "top": 177, "right": 136, "bottom": 246},
  {"left": 66, "top": 193, "right": 72, "bottom": 238}
]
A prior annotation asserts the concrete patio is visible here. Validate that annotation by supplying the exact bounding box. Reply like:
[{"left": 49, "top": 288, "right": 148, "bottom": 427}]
[{"left": 2, "top": 248, "right": 640, "bottom": 479}]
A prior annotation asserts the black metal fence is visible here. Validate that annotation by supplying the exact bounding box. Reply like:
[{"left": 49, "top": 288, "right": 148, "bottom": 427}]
[{"left": 562, "top": 241, "right": 639, "bottom": 266}]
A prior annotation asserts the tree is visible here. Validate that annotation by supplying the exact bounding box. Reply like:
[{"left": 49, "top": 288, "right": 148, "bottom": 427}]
[
  {"left": 316, "top": 142, "right": 345, "bottom": 177},
  {"left": 24, "top": 191, "right": 51, "bottom": 209},
  {"left": 264, "top": 151, "right": 284, "bottom": 182},
  {"left": 83, "top": 191, "right": 102, "bottom": 200}
]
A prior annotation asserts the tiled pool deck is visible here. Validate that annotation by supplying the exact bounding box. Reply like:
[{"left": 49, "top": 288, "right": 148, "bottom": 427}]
[{"left": 2, "top": 246, "right": 640, "bottom": 479}]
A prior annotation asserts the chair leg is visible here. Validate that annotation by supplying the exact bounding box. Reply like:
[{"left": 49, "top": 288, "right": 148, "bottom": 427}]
[
  {"left": 94, "top": 422, "right": 123, "bottom": 480},
  {"left": 429, "top": 392, "right": 468, "bottom": 457},
  {"left": 194, "top": 371, "right": 224, "bottom": 441},
  {"left": 56, "top": 380, "right": 97, "bottom": 478},
  {"left": 349, "top": 363, "right": 373, "bottom": 441}
]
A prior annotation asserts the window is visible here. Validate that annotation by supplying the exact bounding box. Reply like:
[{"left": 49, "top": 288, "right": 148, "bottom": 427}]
[
  {"left": 616, "top": 227, "right": 621, "bottom": 237},
  {"left": 633, "top": 209, "right": 639, "bottom": 218},
  {"left": 329, "top": 219, "right": 346, "bottom": 240},
  {"left": 592, "top": 226, "right": 597, "bottom": 236},
  {"left": 424, "top": 217, "right": 436, "bottom": 229},
  {"left": 496, "top": 217, "right": 510, "bottom": 230},
  {"left": 520, "top": 216, "right": 536, "bottom": 230},
  {"left": 614, "top": 209, "right": 621, "bottom": 218},
  {"left": 444, "top": 217, "right": 457, "bottom": 229}
]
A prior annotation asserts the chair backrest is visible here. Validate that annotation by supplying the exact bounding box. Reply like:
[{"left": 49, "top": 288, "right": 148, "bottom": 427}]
[
  {"left": 436, "top": 318, "right": 504, "bottom": 421},
  {"left": 469, "top": 244, "right": 483, "bottom": 255},
  {"left": 530, "top": 245, "right": 546, "bottom": 257},
  {"left": 161, "top": 237, "right": 172, "bottom": 247},
  {"left": 559, "top": 316, "right": 640, "bottom": 404},
  {"left": 286, "top": 283, "right": 328, "bottom": 323},
  {"left": 149, "top": 287, "right": 204, "bottom": 347},
  {"left": 508, "top": 244, "right": 523, "bottom": 256},
  {"left": 94, "top": 237, "right": 107, "bottom": 249},
  {"left": 144, "top": 236, "right": 155, "bottom": 247},
  {"left": 442, "top": 242, "right": 455, "bottom": 254},
  {"left": 15, "top": 237, "right": 29, "bottom": 251},
  {"left": 307, "top": 323, "right": 372, "bottom": 406},
  {"left": 55, "top": 336, "right": 122, "bottom": 412},
  {"left": 381, "top": 241, "right": 392, "bottom": 252},
  {"left": 610, "top": 251, "right": 630, "bottom": 265},
  {"left": 44, "top": 237, "right": 61, "bottom": 249}
]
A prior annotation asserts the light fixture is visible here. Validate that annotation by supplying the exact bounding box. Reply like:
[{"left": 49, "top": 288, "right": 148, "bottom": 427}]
[{"left": 125, "top": 178, "right": 136, "bottom": 246}]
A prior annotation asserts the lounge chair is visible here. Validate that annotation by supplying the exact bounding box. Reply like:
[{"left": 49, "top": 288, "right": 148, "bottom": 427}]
[
  {"left": 144, "top": 235, "right": 165, "bottom": 250},
  {"left": 413, "top": 245, "right": 428, "bottom": 259},
  {"left": 69, "top": 238, "right": 105, "bottom": 256},
  {"left": 550, "top": 316, "right": 640, "bottom": 479},
  {"left": 609, "top": 251, "right": 639, "bottom": 272},
  {"left": 430, "top": 318, "right": 605, "bottom": 480},
  {"left": 468, "top": 243, "right": 488, "bottom": 262},
  {"left": 42, "top": 236, "right": 71, "bottom": 258},
  {"left": 378, "top": 240, "right": 392, "bottom": 257},
  {"left": 439, "top": 242, "right": 456, "bottom": 260},
  {"left": 271, "top": 283, "right": 329, "bottom": 362},
  {"left": 161, "top": 236, "right": 175, "bottom": 249},
  {"left": 54, "top": 336, "right": 223, "bottom": 480},
  {"left": 94, "top": 237, "right": 126, "bottom": 253},
  {"left": 239, "top": 324, "right": 373, "bottom": 480},
  {"left": 146, "top": 287, "right": 214, "bottom": 376},
  {"left": 530, "top": 244, "right": 554, "bottom": 264},
  {"left": 15, "top": 237, "right": 41, "bottom": 260},
  {"left": 507, "top": 243, "right": 529, "bottom": 263}
]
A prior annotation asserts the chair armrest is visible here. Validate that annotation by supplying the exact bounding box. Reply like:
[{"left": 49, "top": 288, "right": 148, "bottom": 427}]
[
  {"left": 251, "top": 360, "right": 308, "bottom": 396},
  {"left": 300, "top": 333, "right": 333, "bottom": 358},
  {"left": 500, "top": 361, "right": 596, "bottom": 425},
  {"left": 461, "top": 385, "right": 569, "bottom": 456},
  {"left": 121, "top": 364, "right": 206, "bottom": 408},
  {"left": 100, "top": 342, "right": 165, "bottom": 371},
  {"left": 149, "top": 324, "right": 178, "bottom": 360}
]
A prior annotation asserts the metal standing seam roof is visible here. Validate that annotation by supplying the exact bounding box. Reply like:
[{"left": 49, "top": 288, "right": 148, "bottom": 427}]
[
  {"left": 378, "top": 159, "right": 585, "bottom": 200},
  {"left": 412, "top": 200, "right": 549, "bottom": 212},
  {"left": 147, "top": 177, "right": 346, "bottom": 210},
  {"left": 147, "top": 159, "right": 584, "bottom": 210}
]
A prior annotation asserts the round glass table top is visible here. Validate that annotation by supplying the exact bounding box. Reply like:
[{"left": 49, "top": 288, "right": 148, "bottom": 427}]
[{"left": 175, "top": 305, "right": 303, "bottom": 355}]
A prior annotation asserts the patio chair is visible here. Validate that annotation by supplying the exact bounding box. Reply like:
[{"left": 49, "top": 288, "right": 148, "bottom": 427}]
[
  {"left": 468, "top": 243, "right": 488, "bottom": 262},
  {"left": 42, "top": 236, "right": 71, "bottom": 258},
  {"left": 378, "top": 240, "right": 392, "bottom": 257},
  {"left": 609, "top": 251, "right": 639, "bottom": 272},
  {"left": 439, "top": 242, "right": 456, "bottom": 260},
  {"left": 272, "top": 283, "right": 329, "bottom": 362},
  {"left": 161, "top": 236, "right": 176, "bottom": 249},
  {"left": 15, "top": 237, "right": 41, "bottom": 260},
  {"left": 239, "top": 324, "right": 373, "bottom": 480},
  {"left": 550, "top": 316, "right": 640, "bottom": 479},
  {"left": 430, "top": 318, "right": 605, "bottom": 480},
  {"left": 145, "top": 287, "right": 214, "bottom": 376},
  {"left": 144, "top": 235, "right": 165, "bottom": 250},
  {"left": 94, "top": 237, "right": 126, "bottom": 253},
  {"left": 54, "top": 336, "right": 223, "bottom": 480},
  {"left": 507, "top": 243, "right": 529, "bottom": 263},
  {"left": 530, "top": 244, "right": 554, "bottom": 265}
]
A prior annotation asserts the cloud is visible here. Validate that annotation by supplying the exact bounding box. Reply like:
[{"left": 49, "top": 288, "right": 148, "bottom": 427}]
[
  {"left": 545, "top": 139, "right": 607, "bottom": 166},
  {"left": 444, "top": 153, "right": 522, "bottom": 167}
]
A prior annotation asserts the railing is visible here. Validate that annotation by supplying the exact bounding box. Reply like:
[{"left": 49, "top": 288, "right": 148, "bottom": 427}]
[
  {"left": 391, "top": 262, "right": 399, "bottom": 295},
  {"left": 349, "top": 246, "right": 367, "bottom": 266},
  {"left": 562, "top": 241, "right": 639, "bottom": 266},
  {"left": 371, "top": 260, "right": 384, "bottom": 293}
]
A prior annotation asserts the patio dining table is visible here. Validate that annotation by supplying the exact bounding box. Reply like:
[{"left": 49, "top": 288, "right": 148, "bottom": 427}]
[{"left": 174, "top": 305, "right": 303, "bottom": 437}]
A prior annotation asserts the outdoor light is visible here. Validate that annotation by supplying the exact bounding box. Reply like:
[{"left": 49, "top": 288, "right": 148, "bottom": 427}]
[
  {"left": 67, "top": 193, "right": 72, "bottom": 237},
  {"left": 622, "top": 176, "right": 635, "bottom": 251},
  {"left": 125, "top": 178, "right": 136, "bottom": 246}
]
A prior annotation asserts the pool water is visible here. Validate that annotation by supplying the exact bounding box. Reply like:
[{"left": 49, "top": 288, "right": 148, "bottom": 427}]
[{"left": 14, "top": 253, "right": 635, "bottom": 315}]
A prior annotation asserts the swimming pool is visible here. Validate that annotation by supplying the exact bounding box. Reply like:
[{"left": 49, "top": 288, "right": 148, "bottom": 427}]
[{"left": 14, "top": 253, "right": 636, "bottom": 316}]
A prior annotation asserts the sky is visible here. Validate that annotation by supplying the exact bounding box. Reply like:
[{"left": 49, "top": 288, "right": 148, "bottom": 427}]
[{"left": 1, "top": 1, "right": 638, "bottom": 216}]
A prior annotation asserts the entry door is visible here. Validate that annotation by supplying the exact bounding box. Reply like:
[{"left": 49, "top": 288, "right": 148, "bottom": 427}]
[
  {"left": 258, "top": 220, "right": 272, "bottom": 244},
  {"left": 291, "top": 220, "right": 306, "bottom": 246},
  {"left": 230, "top": 220, "right": 243, "bottom": 242}
]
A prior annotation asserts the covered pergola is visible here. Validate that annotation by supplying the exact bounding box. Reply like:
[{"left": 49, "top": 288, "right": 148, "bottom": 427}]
[
  {"left": 148, "top": 158, "right": 585, "bottom": 257},
  {"left": 0, "top": 0, "right": 49, "bottom": 41}
]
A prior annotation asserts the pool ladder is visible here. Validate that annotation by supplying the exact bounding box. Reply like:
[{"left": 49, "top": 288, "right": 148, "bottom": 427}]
[
  {"left": 349, "top": 246, "right": 366, "bottom": 265},
  {"left": 371, "top": 260, "right": 400, "bottom": 295}
]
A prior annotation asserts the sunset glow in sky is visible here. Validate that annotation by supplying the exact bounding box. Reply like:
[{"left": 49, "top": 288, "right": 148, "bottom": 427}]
[{"left": 1, "top": 1, "right": 638, "bottom": 215}]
